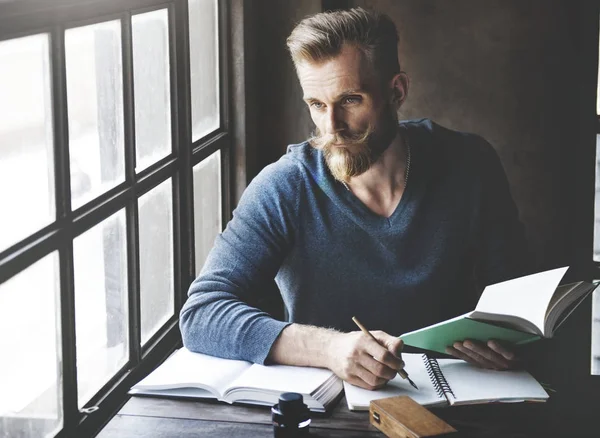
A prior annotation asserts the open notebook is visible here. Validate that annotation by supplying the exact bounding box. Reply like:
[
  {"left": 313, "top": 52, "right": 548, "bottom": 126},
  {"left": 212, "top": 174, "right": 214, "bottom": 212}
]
[
  {"left": 130, "top": 348, "right": 343, "bottom": 412},
  {"left": 344, "top": 353, "right": 549, "bottom": 411}
]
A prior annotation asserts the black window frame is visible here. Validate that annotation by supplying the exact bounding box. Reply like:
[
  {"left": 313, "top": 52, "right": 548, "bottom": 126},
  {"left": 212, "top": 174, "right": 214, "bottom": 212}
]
[{"left": 0, "top": 0, "right": 231, "bottom": 436}]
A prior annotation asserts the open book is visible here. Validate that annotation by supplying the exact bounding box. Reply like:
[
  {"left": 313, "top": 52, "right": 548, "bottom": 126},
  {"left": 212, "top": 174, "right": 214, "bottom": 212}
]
[
  {"left": 129, "top": 348, "right": 343, "bottom": 412},
  {"left": 400, "top": 267, "right": 597, "bottom": 354},
  {"left": 344, "top": 353, "right": 549, "bottom": 411}
]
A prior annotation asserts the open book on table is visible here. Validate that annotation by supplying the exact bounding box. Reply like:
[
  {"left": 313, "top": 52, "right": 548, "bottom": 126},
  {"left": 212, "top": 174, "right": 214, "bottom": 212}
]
[
  {"left": 400, "top": 267, "right": 597, "bottom": 354},
  {"left": 129, "top": 348, "right": 343, "bottom": 412},
  {"left": 344, "top": 353, "right": 549, "bottom": 411}
]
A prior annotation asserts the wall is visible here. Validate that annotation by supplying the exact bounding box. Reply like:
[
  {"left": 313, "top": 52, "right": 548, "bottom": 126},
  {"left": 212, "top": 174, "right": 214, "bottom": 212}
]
[
  {"left": 254, "top": 1, "right": 321, "bottom": 167},
  {"left": 349, "top": 0, "right": 597, "bottom": 274}
]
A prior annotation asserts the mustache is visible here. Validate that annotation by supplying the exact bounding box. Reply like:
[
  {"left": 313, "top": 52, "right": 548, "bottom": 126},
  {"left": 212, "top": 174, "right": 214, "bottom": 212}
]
[{"left": 308, "top": 125, "right": 373, "bottom": 150}]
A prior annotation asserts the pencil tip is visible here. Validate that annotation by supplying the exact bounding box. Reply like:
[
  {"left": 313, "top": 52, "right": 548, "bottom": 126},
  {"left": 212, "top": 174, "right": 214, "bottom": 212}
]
[{"left": 409, "top": 378, "right": 419, "bottom": 390}]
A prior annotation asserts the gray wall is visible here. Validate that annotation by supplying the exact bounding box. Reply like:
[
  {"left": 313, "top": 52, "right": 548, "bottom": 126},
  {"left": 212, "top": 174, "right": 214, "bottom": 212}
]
[
  {"left": 352, "top": 0, "right": 598, "bottom": 273},
  {"left": 231, "top": 0, "right": 320, "bottom": 203},
  {"left": 255, "top": 1, "right": 321, "bottom": 166}
]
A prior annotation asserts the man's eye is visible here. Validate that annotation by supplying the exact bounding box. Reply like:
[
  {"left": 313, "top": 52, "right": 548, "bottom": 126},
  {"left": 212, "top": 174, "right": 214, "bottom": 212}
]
[
  {"left": 343, "top": 96, "right": 361, "bottom": 105},
  {"left": 310, "top": 102, "right": 324, "bottom": 109}
]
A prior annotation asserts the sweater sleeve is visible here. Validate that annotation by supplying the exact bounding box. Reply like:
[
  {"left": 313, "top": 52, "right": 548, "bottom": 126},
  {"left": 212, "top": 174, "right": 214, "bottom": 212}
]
[
  {"left": 473, "top": 137, "right": 532, "bottom": 288},
  {"left": 179, "top": 158, "right": 301, "bottom": 364}
]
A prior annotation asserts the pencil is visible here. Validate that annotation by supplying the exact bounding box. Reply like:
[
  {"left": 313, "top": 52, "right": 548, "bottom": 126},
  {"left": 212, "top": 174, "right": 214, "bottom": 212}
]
[{"left": 352, "top": 316, "right": 419, "bottom": 390}]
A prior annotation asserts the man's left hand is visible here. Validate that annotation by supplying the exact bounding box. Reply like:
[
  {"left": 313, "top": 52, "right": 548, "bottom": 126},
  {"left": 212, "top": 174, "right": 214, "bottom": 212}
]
[{"left": 445, "top": 339, "right": 519, "bottom": 370}]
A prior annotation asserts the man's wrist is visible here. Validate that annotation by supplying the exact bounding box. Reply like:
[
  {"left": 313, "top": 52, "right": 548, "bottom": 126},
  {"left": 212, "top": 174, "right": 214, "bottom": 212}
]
[
  {"left": 318, "top": 328, "right": 338, "bottom": 370},
  {"left": 268, "top": 323, "right": 339, "bottom": 369}
]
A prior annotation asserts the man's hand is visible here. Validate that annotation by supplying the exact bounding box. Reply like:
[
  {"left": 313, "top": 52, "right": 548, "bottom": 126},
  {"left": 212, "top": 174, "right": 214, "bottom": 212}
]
[
  {"left": 267, "top": 324, "right": 405, "bottom": 390},
  {"left": 445, "top": 339, "right": 519, "bottom": 370},
  {"left": 326, "top": 330, "right": 405, "bottom": 390}
]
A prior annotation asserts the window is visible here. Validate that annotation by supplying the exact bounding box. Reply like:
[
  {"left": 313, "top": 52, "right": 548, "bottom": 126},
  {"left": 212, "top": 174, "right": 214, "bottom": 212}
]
[
  {"left": 593, "top": 18, "right": 600, "bottom": 375},
  {"left": 0, "top": 0, "right": 228, "bottom": 436}
]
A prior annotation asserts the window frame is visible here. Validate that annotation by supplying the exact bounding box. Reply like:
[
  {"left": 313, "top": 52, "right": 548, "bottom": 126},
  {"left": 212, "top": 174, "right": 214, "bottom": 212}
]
[{"left": 0, "top": 0, "right": 231, "bottom": 436}]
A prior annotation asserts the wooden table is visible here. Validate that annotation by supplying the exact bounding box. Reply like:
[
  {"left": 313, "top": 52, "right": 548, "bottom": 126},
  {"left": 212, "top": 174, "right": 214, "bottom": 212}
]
[{"left": 97, "top": 395, "right": 548, "bottom": 438}]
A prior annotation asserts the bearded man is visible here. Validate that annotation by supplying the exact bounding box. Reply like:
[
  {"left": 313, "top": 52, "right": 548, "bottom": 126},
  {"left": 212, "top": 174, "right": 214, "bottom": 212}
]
[{"left": 180, "top": 7, "right": 530, "bottom": 390}]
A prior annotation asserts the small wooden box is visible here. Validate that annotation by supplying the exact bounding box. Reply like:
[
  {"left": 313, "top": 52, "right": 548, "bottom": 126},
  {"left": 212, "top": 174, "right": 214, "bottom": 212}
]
[{"left": 369, "top": 396, "right": 457, "bottom": 438}]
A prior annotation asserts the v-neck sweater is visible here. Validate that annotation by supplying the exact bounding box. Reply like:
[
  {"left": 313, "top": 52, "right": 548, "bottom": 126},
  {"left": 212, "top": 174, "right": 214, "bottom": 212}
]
[{"left": 180, "top": 119, "right": 530, "bottom": 364}]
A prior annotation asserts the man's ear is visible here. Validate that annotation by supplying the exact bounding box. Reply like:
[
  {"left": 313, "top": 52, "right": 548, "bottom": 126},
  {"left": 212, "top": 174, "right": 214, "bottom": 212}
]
[{"left": 390, "top": 72, "right": 409, "bottom": 108}]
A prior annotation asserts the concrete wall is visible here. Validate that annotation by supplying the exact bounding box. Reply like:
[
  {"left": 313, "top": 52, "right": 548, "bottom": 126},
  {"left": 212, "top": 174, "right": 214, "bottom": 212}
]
[
  {"left": 254, "top": 1, "right": 321, "bottom": 166},
  {"left": 349, "top": 0, "right": 597, "bottom": 274}
]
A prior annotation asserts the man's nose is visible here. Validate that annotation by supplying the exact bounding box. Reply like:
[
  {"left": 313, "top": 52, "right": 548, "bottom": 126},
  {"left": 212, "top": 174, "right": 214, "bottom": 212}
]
[{"left": 324, "top": 106, "right": 344, "bottom": 135}]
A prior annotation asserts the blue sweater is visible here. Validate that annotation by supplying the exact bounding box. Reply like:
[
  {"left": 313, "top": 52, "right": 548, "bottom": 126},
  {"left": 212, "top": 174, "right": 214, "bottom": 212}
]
[{"left": 180, "top": 119, "right": 530, "bottom": 364}]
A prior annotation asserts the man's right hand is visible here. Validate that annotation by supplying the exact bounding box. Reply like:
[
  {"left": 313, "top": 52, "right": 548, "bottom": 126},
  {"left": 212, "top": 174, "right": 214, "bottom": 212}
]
[
  {"left": 326, "top": 330, "right": 405, "bottom": 390},
  {"left": 268, "top": 324, "right": 405, "bottom": 390}
]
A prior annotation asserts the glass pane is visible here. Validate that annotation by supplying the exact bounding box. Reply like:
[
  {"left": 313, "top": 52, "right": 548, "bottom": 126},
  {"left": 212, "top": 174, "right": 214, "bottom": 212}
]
[
  {"left": 0, "top": 34, "right": 55, "bottom": 253},
  {"left": 594, "top": 135, "right": 600, "bottom": 261},
  {"left": 595, "top": 134, "right": 600, "bottom": 375},
  {"left": 66, "top": 20, "right": 125, "bottom": 210},
  {"left": 193, "top": 151, "right": 222, "bottom": 274},
  {"left": 139, "top": 179, "right": 174, "bottom": 344},
  {"left": 74, "top": 210, "right": 128, "bottom": 407},
  {"left": 0, "top": 253, "right": 62, "bottom": 437},
  {"left": 593, "top": 287, "right": 600, "bottom": 375},
  {"left": 188, "top": 0, "right": 220, "bottom": 141},
  {"left": 597, "top": 22, "right": 600, "bottom": 116},
  {"left": 132, "top": 9, "right": 172, "bottom": 172}
]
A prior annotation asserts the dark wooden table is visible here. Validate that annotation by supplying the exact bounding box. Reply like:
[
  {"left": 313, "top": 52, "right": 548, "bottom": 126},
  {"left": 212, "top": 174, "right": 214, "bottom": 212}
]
[{"left": 97, "top": 395, "right": 552, "bottom": 438}]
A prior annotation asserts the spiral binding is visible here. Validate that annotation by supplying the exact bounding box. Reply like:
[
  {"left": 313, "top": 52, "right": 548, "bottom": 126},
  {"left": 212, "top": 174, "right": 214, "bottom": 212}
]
[{"left": 421, "top": 355, "right": 456, "bottom": 400}]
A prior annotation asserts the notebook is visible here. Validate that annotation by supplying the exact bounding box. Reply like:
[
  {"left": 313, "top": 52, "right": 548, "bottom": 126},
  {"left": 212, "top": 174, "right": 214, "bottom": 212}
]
[
  {"left": 400, "top": 267, "right": 597, "bottom": 354},
  {"left": 344, "top": 353, "right": 549, "bottom": 411},
  {"left": 129, "top": 348, "right": 343, "bottom": 412}
]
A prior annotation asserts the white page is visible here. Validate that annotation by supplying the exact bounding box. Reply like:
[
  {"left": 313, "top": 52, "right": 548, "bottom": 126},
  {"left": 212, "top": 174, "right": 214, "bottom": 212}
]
[
  {"left": 437, "top": 359, "right": 548, "bottom": 405},
  {"left": 132, "top": 348, "right": 251, "bottom": 397},
  {"left": 227, "top": 363, "right": 335, "bottom": 396},
  {"left": 129, "top": 387, "right": 218, "bottom": 399},
  {"left": 474, "top": 267, "right": 568, "bottom": 335},
  {"left": 343, "top": 354, "right": 446, "bottom": 410}
]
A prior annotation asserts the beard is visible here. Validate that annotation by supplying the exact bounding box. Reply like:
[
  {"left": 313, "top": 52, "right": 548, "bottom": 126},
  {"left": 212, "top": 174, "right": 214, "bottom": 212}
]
[{"left": 308, "top": 103, "right": 399, "bottom": 183}]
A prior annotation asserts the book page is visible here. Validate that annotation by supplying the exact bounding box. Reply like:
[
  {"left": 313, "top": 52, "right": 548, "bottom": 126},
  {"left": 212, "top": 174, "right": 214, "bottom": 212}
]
[
  {"left": 474, "top": 267, "right": 568, "bottom": 336},
  {"left": 343, "top": 354, "right": 446, "bottom": 411},
  {"left": 437, "top": 359, "right": 548, "bottom": 405},
  {"left": 546, "top": 283, "right": 579, "bottom": 315},
  {"left": 547, "top": 283, "right": 596, "bottom": 335},
  {"left": 226, "top": 363, "right": 335, "bottom": 396},
  {"left": 132, "top": 348, "right": 252, "bottom": 397}
]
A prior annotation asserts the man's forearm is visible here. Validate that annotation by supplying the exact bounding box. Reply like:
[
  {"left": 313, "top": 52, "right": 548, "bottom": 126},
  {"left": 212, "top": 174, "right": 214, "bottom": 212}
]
[{"left": 267, "top": 323, "right": 339, "bottom": 369}]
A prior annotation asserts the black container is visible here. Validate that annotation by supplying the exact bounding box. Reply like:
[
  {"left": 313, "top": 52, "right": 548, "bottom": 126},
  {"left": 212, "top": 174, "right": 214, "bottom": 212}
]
[{"left": 271, "top": 392, "right": 311, "bottom": 437}]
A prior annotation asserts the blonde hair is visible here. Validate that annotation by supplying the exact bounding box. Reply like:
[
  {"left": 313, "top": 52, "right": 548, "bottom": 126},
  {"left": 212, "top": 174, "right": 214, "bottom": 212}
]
[{"left": 286, "top": 7, "right": 400, "bottom": 81}]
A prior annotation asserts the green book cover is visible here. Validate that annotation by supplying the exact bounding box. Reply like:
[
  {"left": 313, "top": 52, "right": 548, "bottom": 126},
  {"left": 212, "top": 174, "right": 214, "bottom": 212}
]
[{"left": 400, "top": 315, "right": 540, "bottom": 355}]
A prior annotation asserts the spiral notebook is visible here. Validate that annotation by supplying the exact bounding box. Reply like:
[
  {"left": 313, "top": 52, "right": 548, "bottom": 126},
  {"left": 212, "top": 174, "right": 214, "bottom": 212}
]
[{"left": 343, "top": 353, "right": 549, "bottom": 411}]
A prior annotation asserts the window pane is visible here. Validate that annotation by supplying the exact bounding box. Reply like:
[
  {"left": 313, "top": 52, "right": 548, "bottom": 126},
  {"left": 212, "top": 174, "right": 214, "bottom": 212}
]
[
  {"left": 594, "top": 135, "right": 600, "bottom": 261},
  {"left": 132, "top": 9, "right": 172, "bottom": 172},
  {"left": 0, "top": 34, "right": 55, "bottom": 252},
  {"left": 189, "top": 0, "right": 219, "bottom": 141},
  {"left": 0, "top": 253, "right": 62, "bottom": 437},
  {"left": 193, "top": 151, "right": 222, "bottom": 274},
  {"left": 66, "top": 20, "right": 125, "bottom": 210},
  {"left": 139, "top": 179, "right": 174, "bottom": 344},
  {"left": 593, "top": 287, "right": 600, "bottom": 375},
  {"left": 74, "top": 210, "right": 128, "bottom": 407},
  {"left": 597, "top": 22, "right": 600, "bottom": 116}
]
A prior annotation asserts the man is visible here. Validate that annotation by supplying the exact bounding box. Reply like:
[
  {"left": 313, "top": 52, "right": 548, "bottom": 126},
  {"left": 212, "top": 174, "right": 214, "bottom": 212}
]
[{"left": 180, "top": 8, "right": 529, "bottom": 390}]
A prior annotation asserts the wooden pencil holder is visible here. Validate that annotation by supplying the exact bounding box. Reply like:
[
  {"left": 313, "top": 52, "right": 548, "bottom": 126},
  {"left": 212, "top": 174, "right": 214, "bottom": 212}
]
[{"left": 369, "top": 396, "right": 457, "bottom": 438}]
